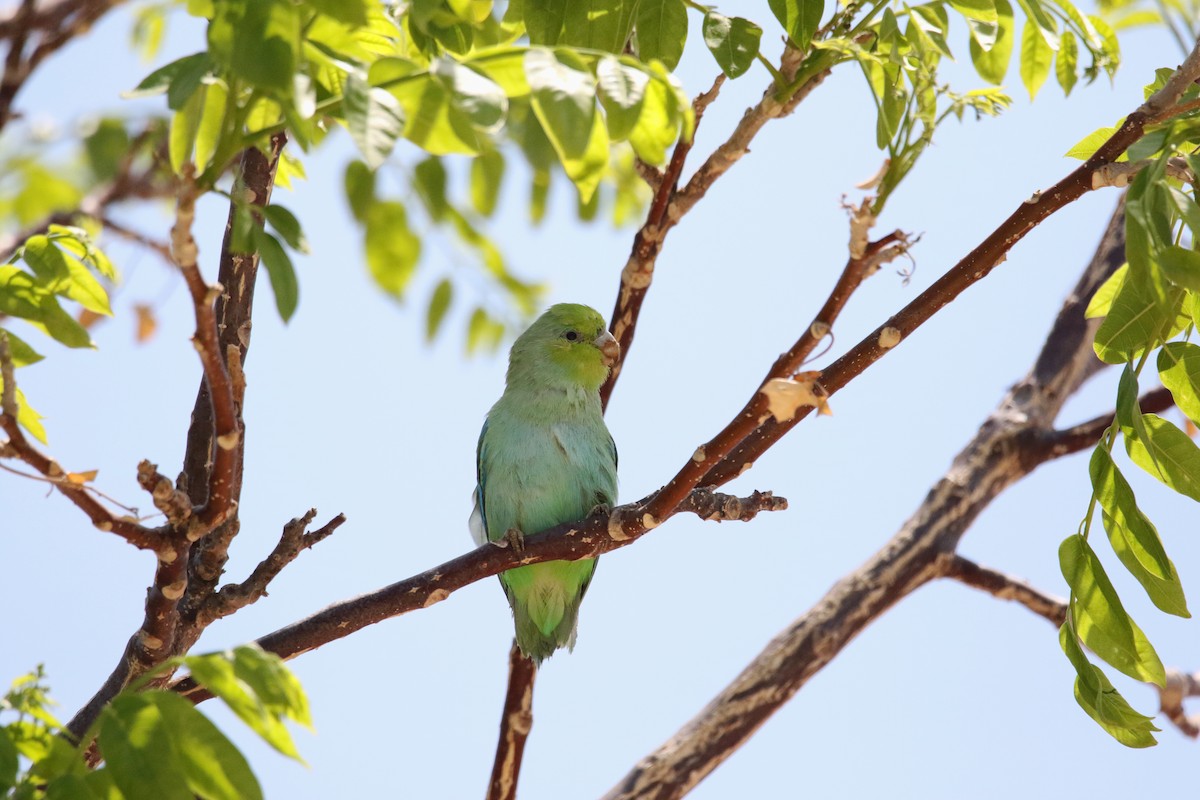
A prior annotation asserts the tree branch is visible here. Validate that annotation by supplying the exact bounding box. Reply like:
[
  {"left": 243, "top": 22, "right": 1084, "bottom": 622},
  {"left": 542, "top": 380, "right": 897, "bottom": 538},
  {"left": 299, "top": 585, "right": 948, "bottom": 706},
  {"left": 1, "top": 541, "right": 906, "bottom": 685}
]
[
  {"left": 942, "top": 555, "right": 1200, "bottom": 740},
  {"left": 601, "top": 190, "right": 1140, "bottom": 798},
  {"left": 168, "top": 488, "right": 786, "bottom": 702},
  {"left": 486, "top": 643, "right": 536, "bottom": 800}
]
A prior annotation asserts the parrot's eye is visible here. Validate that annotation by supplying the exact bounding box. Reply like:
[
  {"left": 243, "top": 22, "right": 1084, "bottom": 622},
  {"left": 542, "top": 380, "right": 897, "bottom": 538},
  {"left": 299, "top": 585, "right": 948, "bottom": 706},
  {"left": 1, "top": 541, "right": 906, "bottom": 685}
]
[{"left": 563, "top": 330, "right": 580, "bottom": 342}]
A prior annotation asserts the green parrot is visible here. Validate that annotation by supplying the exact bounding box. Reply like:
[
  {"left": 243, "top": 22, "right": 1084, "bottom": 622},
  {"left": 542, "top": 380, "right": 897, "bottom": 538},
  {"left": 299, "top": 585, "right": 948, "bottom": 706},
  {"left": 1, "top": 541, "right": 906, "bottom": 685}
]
[{"left": 470, "top": 303, "right": 620, "bottom": 664}]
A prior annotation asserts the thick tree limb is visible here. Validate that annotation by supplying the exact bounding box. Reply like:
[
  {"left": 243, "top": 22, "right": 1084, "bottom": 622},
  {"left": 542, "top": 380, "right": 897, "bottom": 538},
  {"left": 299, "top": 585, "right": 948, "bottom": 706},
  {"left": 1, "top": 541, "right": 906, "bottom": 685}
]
[
  {"left": 487, "top": 643, "right": 537, "bottom": 800},
  {"left": 601, "top": 187, "right": 1140, "bottom": 798}
]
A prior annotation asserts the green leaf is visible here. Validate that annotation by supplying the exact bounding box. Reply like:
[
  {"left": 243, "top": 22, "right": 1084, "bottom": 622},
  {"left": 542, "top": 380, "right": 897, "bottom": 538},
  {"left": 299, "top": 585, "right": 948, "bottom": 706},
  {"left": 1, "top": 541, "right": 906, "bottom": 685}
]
[
  {"left": 183, "top": 649, "right": 304, "bottom": 761},
  {"left": 84, "top": 119, "right": 132, "bottom": 182},
  {"left": 15, "top": 386, "right": 48, "bottom": 444},
  {"left": 1157, "top": 246, "right": 1200, "bottom": 292},
  {"left": 948, "top": 0, "right": 998, "bottom": 24},
  {"left": 0, "top": 727, "right": 17, "bottom": 793},
  {"left": 0, "top": 328, "right": 43, "bottom": 366},
  {"left": 524, "top": 0, "right": 567, "bottom": 44},
  {"left": 426, "top": 278, "right": 453, "bottom": 341},
  {"left": 22, "top": 236, "right": 111, "bottom": 317},
  {"left": 1092, "top": 271, "right": 1181, "bottom": 364},
  {"left": 365, "top": 201, "right": 422, "bottom": 299},
  {"left": 1018, "top": 20, "right": 1052, "bottom": 100},
  {"left": 968, "top": 0, "right": 1013, "bottom": 84},
  {"left": 470, "top": 150, "right": 505, "bottom": 216},
  {"left": 151, "top": 692, "right": 262, "bottom": 800},
  {"left": 1059, "top": 535, "right": 1166, "bottom": 686},
  {"left": 1064, "top": 123, "right": 1121, "bottom": 161},
  {"left": 98, "top": 695, "right": 192, "bottom": 800},
  {"left": 636, "top": 0, "right": 687, "bottom": 70},
  {"left": 526, "top": 48, "right": 608, "bottom": 201},
  {"left": 1158, "top": 342, "right": 1200, "bottom": 425},
  {"left": 1126, "top": 413, "right": 1200, "bottom": 503},
  {"left": 1015, "top": 0, "right": 1059, "bottom": 48},
  {"left": 702, "top": 13, "right": 762, "bottom": 79},
  {"left": 252, "top": 229, "right": 299, "bottom": 322},
  {"left": 413, "top": 157, "right": 448, "bottom": 221},
  {"left": 1090, "top": 447, "right": 1189, "bottom": 617},
  {"left": 769, "top": 0, "right": 824, "bottom": 46},
  {"left": 124, "top": 52, "right": 211, "bottom": 110},
  {"left": 1165, "top": 185, "right": 1200, "bottom": 240},
  {"left": 194, "top": 79, "right": 228, "bottom": 173},
  {"left": 1059, "top": 624, "right": 1159, "bottom": 748},
  {"left": 1055, "top": 30, "right": 1078, "bottom": 95},
  {"left": 44, "top": 773, "right": 105, "bottom": 799},
  {"left": 343, "top": 72, "right": 405, "bottom": 169},
  {"left": 304, "top": 0, "right": 368, "bottom": 27},
  {"left": 207, "top": 0, "right": 301, "bottom": 95},
  {"left": 263, "top": 205, "right": 309, "bottom": 253},
  {"left": 229, "top": 646, "right": 312, "bottom": 730},
  {"left": 1085, "top": 263, "right": 1126, "bottom": 319},
  {"left": 0, "top": 266, "right": 89, "bottom": 348},
  {"left": 344, "top": 160, "right": 376, "bottom": 222},
  {"left": 466, "top": 306, "right": 505, "bottom": 353},
  {"left": 596, "top": 56, "right": 648, "bottom": 140},
  {"left": 169, "top": 84, "right": 206, "bottom": 174},
  {"left": 561, "top": 0, "right": 636, "bottom": 53},
  {"left": 627, "top": 65, "right": 686, "bottom": 165}
]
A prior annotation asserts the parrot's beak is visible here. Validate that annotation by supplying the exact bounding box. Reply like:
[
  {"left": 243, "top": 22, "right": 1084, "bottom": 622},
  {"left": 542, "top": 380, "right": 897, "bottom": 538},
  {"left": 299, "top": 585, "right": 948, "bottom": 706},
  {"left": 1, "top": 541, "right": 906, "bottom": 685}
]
[{"left": 595, "top": 330, "right": 620, "bottom": 368}]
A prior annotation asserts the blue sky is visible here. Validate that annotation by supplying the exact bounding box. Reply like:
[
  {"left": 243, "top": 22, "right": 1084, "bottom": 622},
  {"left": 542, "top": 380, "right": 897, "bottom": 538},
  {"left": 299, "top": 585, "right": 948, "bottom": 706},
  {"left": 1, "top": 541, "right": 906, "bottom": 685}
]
[{"left": 3, "top": 3, "right": 1198, "bottom": 798}]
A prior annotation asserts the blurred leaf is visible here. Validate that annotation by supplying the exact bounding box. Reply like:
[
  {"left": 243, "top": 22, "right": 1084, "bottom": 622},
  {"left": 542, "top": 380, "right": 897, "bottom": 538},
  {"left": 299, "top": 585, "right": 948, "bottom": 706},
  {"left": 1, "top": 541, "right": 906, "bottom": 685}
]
[
  {"left": 636, "top": 0, "right": 687, "bottom": 70},
  {"left": 524, "top": 0, "right": 567, "bottom": 44},
  {"left": 22, "top": 236, "right": 112, "bottom": 317},
  {"left": 1157, "top": 246, "right": 1200, "bottom": 292},
  {"left": 207, "top": 0, "right": 301, "bottom": 95},
  {"left": 252, "top": 229, "right": 299, "bottom": 322},
  {"left": 1059, "top": 624, "right": 1159, "bottom": 748},
  {"left": 526, "top": 48, "right": 608, "bottom": 201},
  {"left": 948, "top": 0, "right": 998, "bottom": 23},
  {"left": 968, "top": 0, "right": 1013, "bottom": 84},
  {"left": 627, "top": 65, "right": 685, "bottom": 165},
  {"left": 1055, "top": 30, "right": 1078, "bottom": 95},
  {"left": 194, "top": 79, "right": 229, "bottom": 172},
  {"left": 414, "top": 157, "right": 449, "bottom": 221},
  {"left": 426, "top": 278, "right": 453, "bottom": 341},
  {"left": 1059, "top": 535, "right": 1166, "bottom": 686},
  {"left": 1159, "top": 343, "right": 1200, "bottom": 425},
  {"left": 769, "top": 0, "right": 823, "bottom": 46},
  {"left": 1018, "top": 20, "right": 1052, "bottom": 99},
  {"left": 702, "top": 13, "right": 762, "bottom": 79},
  {"left": 344, "top": 160, "right": 376, "bottom": 221},
  {"left": 1126, "top": 413, "right": 1200, "bottom": 502},
  {"left": 470, "top": 150, "right": 505, "bottom": 216},
  {"left": 98, "top": 695, "right": 192, "bottom": 800},
  {"left": 169, "top": 85, "right": 206, "bottom": 174},
  {"left": 1, "top": 328, "right": 44, "bottom": 366},
  {"left": 0, "top": 719, "right": 17, "bottom": 793},
  {"left": 84, "top": 119, "right": 131, "bottom": 182},
  {"left": 263, "top": 205, "right": 310, "bottom": 253},
  {"left": 124, "top": 52, "right": 211, "bottom": 110},
  {"left": 304, "top": 0, "right": 368, "bottom": 27},
  {"left": 344, "top": 72, "right": 405, "bottom": 169},
  {"left": 466, "top": 306, "right": 505, "bottom": 353},
  {"left": 365, "top": 201, "right": 422, "bottom": 299},
  {"left": 561, "top": 0, "right": 636, "bottom": 53},
  {"left": 596, "top": 56, "right": 649, "bottom": 140},
  {"left": 134, "top": 303, "right": 158, "bottom": 344}
]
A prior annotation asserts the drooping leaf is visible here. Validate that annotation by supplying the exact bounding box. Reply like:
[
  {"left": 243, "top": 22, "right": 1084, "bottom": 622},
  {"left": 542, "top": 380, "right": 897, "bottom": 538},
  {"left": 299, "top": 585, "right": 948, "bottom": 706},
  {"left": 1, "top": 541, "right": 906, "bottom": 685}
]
[
  {"left": 124, "top": 52, "right": 211, "bottom": 110},
  {"left": 524, "top": 0, "right": 568, "bottom": 45},
  {"left": 343, "top": 72, "right": 405, "bottom": 169},
  {"left": 149, "top": 692, "right": 263, "bottom": 800},
  {"left": 1055, "top": 29, "right": 1078, "bottom": 95},
  {"left": 636, "top": 0, "right": 687, "bottom": 70},
  {"left": 252, "top": 229, "right": 299, "bottom": 322},
  {"left": 97, "top": 695, "right": 193, "bottom": 800},
  {"left": 560, "top": 0, "right": 636, "bottom": 53},
  {"left": 470, "top": 150, "right": 505, "bottom": 216},
  {"left": 426, "top": 278, "right": 454, "bottom": 341},
  {"left": 526, "top": 48, "right": 608, "bottom": 201},
  {"left": 1018, "top": 19, "right": 1052, "bottom": 99},
  {"left": 1093, "top": 270, "right": 1181, "bottom": 364},
  {"left": 263, "top": 204, "right": 310, "bottom": 253},
  {"left": 364, "top": 201, "right": 422, "bottom": 299},
  {"left": 344, "top": 160, "right": 376, "bottom": 222},
  {"left": 1059, "top": 624, "right": 1159, "bottom": 748},
  {"left": 1059, "top": 535, "right": 1166, "bottom": 686},
  {"left": 596, "top": 56, "right": 649, "bottom": 140},
  {"left": 207, "top": 0, "right": 301, "bottom": 95},
  {"left": 968, "top": 0, "right": 1013, "bottom": 84},
  {"left": 1158, "top": 342, "right": 1200, "bottom": 425},
  {"left": 1157, "top": 246, "right": 1200, "bottom": 292},
  {"left": 1126, "top": 413, "right": 1200, "bottom": 502},
  {"left": 948, "top": 0, "right": 998, "bottom": 24}
]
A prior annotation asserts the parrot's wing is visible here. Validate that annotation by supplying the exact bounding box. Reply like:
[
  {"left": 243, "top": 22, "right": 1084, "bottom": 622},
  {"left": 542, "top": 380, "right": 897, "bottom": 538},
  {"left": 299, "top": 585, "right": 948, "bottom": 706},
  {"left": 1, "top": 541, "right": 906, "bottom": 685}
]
[{"left": 469, "top": 417, "right": 490, "bottom": 546}]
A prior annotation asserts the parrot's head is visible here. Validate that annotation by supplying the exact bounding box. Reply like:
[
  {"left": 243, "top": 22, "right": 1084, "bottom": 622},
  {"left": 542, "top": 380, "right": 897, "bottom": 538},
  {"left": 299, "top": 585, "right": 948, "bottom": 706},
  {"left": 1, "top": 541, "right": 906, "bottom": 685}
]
[{"left": 508, "top": 303, "right": 619, "bottom": 393}]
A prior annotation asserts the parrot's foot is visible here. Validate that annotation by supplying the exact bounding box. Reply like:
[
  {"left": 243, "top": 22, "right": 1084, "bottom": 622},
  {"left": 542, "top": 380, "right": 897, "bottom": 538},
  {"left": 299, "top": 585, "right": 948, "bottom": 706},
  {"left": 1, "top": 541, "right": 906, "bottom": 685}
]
[
  {"left": 587, "top": 502, "right": 611, "bottom": 518},
  {"left": 504, "top": 527, "right": 525, "bottom": 553}
]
